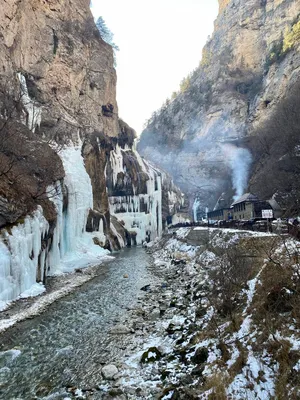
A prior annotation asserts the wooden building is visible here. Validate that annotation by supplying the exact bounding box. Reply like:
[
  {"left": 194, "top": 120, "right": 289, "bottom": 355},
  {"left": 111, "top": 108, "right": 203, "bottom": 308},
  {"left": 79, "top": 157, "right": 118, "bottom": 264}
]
[
  {"left": 231, "top": 193, "right": 259, "bottom": 220},
  {"left": 207, "top": 193, "right": 281, "bottom": 223},
  {"left": 207, "top": 207, "right": 232, "bottom": 222},
  {"left": 231, "top": 193, "right": 273, "bottom": 220}
]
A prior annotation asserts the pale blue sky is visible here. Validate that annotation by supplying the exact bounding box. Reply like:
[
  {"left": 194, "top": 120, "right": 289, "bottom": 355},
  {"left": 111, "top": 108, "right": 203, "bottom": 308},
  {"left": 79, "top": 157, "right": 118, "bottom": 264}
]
[{"left": 91, "top": 0, "right": 219, "bottom": 135}]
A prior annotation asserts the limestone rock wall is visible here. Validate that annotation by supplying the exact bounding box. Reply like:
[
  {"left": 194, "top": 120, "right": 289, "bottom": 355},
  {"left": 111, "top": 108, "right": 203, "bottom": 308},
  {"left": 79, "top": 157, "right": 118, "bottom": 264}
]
[
  {"left": 0, "top": 0, "right": 186, "bottom": 305},
  {"left": 0, "top": 0, "right": 118, "bottom": 140},
  {"left": 138, "top": 0, "right": 300, "bottom": 213}
]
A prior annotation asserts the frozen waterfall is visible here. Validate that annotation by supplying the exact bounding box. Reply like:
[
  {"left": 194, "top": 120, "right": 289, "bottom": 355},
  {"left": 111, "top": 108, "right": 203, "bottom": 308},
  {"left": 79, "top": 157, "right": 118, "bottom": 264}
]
[
  {"left": 108, "top": 145, "right": 163, "bottom": 245},
  {"left": 0, "top": 207, "right": 48, "bottom": 310},
  {"left": 0, "top": 146, "right": 109, "bottom": 309},
  {"left": 49, "top": 146, "right": 110, "bottom": 274},
  {"left": 17, "top": 73, "right": 42, "bottom": 133}
]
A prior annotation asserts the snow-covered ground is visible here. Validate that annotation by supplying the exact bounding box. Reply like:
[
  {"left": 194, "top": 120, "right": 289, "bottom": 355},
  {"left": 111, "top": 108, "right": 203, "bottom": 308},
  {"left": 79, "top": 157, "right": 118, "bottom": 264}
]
[{"left": 85, "top": 227, "right": 300, "bottom": 399}]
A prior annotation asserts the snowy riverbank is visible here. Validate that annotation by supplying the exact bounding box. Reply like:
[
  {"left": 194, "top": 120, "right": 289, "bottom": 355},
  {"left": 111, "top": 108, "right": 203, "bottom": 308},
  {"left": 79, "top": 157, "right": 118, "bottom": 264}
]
[
  {"left": 1, "top": 227, "right": 299, "bottom": 399},
  {"left": 75, "top": 227, "right": 300, "bottom": 400}
]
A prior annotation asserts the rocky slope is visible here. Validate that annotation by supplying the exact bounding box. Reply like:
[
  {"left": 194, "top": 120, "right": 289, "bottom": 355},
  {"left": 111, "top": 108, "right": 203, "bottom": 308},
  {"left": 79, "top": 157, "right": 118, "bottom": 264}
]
[
  {"left": 54, "top": 227, "right": 300, "bottom": 399},
  {"left": 0, "top": 0, "right": 186, "bottom": 307},
  {"left": 138, "top": 0, "right": 300, "bottom": 215}
]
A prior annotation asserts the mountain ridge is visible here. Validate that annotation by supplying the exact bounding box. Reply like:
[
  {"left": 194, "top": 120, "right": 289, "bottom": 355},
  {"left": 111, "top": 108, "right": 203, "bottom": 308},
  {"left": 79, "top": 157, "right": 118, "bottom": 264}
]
[{"left": 138, "top": 0, "right": 300, "bottom": 216}]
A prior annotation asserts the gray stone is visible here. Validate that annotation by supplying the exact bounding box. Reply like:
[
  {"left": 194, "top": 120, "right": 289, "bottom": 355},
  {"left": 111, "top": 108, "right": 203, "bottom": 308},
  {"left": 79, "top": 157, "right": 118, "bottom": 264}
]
[
  {"left": 148, "top": 309, "right": 160, "bottom": 321},
  {"left": 101, "top": 364, "right": 118, "bottom": 380},
  {"left": 109, "top": 324, "right": 131, "bottom": 334}
]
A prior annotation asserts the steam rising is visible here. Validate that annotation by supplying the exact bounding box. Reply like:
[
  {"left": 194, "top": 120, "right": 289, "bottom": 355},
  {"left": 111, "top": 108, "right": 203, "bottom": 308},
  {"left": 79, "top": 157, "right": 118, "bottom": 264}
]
[
  {"left": 223, "top": 144, "right": 252, "bottom": 201},
  {"left": 192, "top": 198, "right": 201, "bottom": 221},
  {"left": 138, "top": 120, "right": 253, "bottom": 209}
]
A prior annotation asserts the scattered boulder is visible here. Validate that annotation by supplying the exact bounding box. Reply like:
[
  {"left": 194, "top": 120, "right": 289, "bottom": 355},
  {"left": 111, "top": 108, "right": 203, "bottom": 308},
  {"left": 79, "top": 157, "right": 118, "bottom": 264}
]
[
  {"left": 174, "top": 347, "right": 189, "bottom": 363},
  {"left": 191, "top": 364, "right": 204, "bottom": 376},
  {"left": 160, "top": 369, "right": 172, "bottom": 380},
  {"left": 123, "top": 274, "right": 129, "bottom": 278},
  {"left": 140, "top": 347, "right": 162, "bottom": 363},
  {"left": 159, "top": 303, "right": 168, "bottom": 315},
  {"left": 195, "top": 306, "right": 207, "bottom": 318},
  {"left": 93, "top": 237, "right": 104, "bottom": 247},
  {"left": 191, "top": 347, "right": 208, "bottom": 364},
  {"left": 166, "top": 323, "right": 183, "bottom": 335},
  {"left": 154, "top": 260, "right": 169, "bottom": 267},
  {"left": 148, "top": 309, "right": 160, "bottom": 321},
  {"left": 171, "top": 259, "right": 186, "bottom": 266},
  {"left": 101, "top": 364, "right": 118, "bottom": 380},
  {"left": 140, "top": 284, "right": 151, "bottom": 291},
  {"left": 158, "top": 387, "right": 180, "bottom": 399},
  {"left": 109, "top": 324, "right": 131, "bottom": 334},
  {"left": 104, "top": 388, "right": 127, "bottom": 399}
]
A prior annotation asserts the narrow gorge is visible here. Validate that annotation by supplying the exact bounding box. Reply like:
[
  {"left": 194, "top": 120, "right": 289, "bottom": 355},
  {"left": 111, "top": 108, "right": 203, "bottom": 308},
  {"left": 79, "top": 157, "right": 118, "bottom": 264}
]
[
  {"left": 0, "top": 0, "right": 300, "bottom": 399},
  {"left": 0, "top": 0, "right": 186, "bottom": 308}
]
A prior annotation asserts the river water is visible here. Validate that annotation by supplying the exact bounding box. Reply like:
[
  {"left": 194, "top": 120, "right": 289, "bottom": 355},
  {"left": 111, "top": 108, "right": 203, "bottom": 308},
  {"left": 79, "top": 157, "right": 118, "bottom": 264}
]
[{"left": 0, "top": 247, "right": 153, "bottom": 399}]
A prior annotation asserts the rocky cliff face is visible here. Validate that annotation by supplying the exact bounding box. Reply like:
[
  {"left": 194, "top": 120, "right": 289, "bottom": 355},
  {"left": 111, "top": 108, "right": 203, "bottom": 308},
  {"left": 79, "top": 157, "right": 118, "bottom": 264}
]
[
  {"left": 1, "top": 0, "right": 118, "bottom": 139},
  {"left": 0, "top": 0, "right": 185, "bottom": 307},
  {"left": 138, "top": 0, "right": 300, "bottom": 215}
]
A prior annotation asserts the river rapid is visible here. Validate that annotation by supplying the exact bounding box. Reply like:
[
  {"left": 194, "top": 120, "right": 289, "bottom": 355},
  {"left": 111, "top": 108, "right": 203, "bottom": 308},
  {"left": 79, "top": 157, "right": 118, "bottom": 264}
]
[{"left": 0, "top": 247, "right": 154, "bottom": 399}]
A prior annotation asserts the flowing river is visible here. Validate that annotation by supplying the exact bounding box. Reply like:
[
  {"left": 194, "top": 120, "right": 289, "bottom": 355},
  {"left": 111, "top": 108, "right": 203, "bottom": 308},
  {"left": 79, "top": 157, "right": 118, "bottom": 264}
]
[{"left": 0, "top": 247, "right": 154, "bottom": 399}]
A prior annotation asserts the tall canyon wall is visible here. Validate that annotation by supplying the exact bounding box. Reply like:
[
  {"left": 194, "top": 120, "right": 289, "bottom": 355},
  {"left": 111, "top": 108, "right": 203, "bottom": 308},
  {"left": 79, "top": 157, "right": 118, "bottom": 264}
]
[
  {"left": 0, "top": 0, "right": 185, "bottom": 307},
  {"left": 138, "top": 0, "right": 300, "bottom": 216}
]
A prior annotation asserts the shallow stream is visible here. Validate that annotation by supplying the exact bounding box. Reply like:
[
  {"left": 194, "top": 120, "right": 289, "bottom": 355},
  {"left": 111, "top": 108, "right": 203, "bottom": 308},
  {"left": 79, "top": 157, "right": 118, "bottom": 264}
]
[{"left": 0, "top": 247, "right": 153, "bottom": 399}]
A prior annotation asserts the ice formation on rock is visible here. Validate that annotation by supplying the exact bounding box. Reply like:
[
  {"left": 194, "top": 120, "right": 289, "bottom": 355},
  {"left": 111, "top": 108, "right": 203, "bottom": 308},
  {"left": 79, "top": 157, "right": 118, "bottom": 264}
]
[
  {"left": 0, "top": 207, "right": 48, "bottom": 310},
  {"left": 17, "top": 73, "right": 42, "bottom": 133},
  {"left": 0, "top": 139, "right": 185, "bottom": 307},
  {"left": 0, "top": 146, "right": 109, "bottom": 308},
  {"left": 108, "top": 145, "right": 163, "bottom": 244},
  {"left": 48, "top": 146, "right": 110, "bottom": 274}
]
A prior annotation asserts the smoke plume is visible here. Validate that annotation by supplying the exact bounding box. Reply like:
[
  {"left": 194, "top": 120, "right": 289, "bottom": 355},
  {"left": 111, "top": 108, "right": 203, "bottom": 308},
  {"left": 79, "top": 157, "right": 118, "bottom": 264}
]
[{"left": 223, "top": 144, "right": 252, "bottom": 201}]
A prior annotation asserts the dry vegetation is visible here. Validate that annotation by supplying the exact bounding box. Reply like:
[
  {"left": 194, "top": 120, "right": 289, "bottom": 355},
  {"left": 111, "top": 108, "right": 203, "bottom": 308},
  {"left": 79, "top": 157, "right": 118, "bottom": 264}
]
[
  {"left": 0, "top": 119, "right": 64, "bottom": 227},
  {"left": 190, "top": 232, "right": 300, "bottom": 398},
  {"left": 249, "top": 79, "right": 300, "bottom": 216}
]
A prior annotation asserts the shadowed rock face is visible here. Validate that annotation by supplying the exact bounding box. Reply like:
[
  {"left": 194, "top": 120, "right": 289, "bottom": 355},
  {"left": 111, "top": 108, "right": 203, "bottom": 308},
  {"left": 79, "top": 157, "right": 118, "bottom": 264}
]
[
  {"left": 138, "top": 0, "right": 300, "bottom": 213},
  {"left": 0, "top": 119, "right": 64, "bottom": 228}
]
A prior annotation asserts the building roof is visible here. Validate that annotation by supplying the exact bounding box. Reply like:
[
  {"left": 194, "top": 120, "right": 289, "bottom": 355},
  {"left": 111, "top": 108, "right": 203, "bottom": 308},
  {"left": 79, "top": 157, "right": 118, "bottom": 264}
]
[{"left": 231, "top": 193, "right": 259, "bottom": 206}]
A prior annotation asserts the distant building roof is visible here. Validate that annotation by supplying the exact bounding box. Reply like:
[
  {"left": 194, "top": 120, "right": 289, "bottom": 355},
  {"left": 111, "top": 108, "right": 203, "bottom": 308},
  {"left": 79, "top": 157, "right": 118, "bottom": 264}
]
[{"left": 231, "top": 193, "right": 259, "bottom": 206}]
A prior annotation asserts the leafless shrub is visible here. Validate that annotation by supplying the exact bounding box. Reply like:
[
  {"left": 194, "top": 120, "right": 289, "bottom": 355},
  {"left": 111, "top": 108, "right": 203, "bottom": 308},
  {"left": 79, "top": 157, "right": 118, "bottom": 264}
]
[
  {"left": 0, "top": 80, "right": 65, "bottom": 226},
  {"left": 249, "top": 79, "right": 300, "bottom": 216},
  {"left": 208, "top": 245, "right": 254, "bottom": 324}
]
